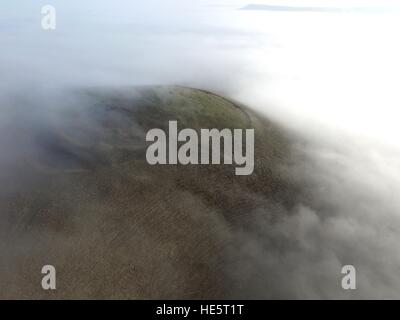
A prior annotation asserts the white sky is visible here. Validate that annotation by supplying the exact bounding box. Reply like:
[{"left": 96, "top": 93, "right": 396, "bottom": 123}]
[{"left": 2, "top": 0, "right": 400, "bottom": 146}]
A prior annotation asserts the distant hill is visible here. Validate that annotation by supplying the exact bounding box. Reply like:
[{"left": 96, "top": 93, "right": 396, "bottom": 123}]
[{"left": 240, "top": 4, "right": 393, "bottom": 13}]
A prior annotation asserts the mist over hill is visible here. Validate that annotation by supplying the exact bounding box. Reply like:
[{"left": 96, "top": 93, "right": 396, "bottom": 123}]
[{"left": 1, "top": 1, "right": 400, "bottom": 299}]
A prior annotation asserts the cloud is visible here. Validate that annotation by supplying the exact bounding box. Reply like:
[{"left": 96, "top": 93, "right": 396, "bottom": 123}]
[{"left": 224, "top": 137, "right": 400, "bottom": 298}]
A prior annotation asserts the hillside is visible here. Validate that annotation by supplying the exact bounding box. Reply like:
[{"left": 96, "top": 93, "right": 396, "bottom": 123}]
[{"left": 0, "top": 86, "right": 300, "bottom": 299}]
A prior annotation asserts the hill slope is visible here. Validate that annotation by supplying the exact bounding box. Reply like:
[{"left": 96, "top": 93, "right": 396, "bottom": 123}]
[{"left": 0, "top": 86, "right": 300, "bottom": 298}]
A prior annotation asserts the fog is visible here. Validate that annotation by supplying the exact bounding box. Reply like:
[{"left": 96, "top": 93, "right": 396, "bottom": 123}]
[
  {"left": 223, "top": 5, "right": 400, "bottom": 298},
  {"left": 2, "top": 0, "right": 400, "bottom": 298}
]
